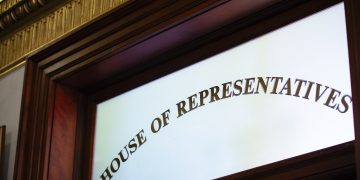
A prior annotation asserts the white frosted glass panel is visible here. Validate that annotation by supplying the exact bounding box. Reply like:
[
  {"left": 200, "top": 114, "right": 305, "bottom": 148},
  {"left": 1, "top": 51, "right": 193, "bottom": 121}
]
[{"left": 93, "top": 3, "right": 354, "bottom": 180}]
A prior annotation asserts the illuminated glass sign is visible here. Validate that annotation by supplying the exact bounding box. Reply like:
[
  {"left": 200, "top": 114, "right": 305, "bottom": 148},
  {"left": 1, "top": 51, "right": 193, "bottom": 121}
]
[{"left": 93, "top": 3, "right": 354, "bottom": 180}]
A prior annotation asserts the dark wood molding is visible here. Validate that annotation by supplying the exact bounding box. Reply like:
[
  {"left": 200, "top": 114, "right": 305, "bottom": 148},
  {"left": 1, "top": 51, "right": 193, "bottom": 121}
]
[
  {"left": 14, "top": 0, "right": 359, "bottom": 179},
  {"left": 345, "top": 0, "right": 360, "bottom": 178},
  {"left": 47, "top": 84, "right": 79, "bottom": 180},
  {"left": 219, "top": 141, "right": 355, "bottom": 179},
  {"left": 14, "top": 59, "right": 55, "bottom": 180}
]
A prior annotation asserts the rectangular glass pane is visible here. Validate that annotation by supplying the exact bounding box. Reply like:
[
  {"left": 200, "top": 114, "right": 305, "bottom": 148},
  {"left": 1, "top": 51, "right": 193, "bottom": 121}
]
[{"left": 93, "top": 3, "right": 354, "bottom": 180}]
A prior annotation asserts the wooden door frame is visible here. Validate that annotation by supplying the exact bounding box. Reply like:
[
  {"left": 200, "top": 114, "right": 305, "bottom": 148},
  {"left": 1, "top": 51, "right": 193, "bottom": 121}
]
[{"left": 13, "top": 0, "right": 360, "bottom": 179}]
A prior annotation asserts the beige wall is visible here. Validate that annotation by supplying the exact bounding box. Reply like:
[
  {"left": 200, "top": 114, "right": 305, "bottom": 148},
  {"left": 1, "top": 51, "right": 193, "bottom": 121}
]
[{"left": 0, "top": 66, "right": 25, "bottom": 180}]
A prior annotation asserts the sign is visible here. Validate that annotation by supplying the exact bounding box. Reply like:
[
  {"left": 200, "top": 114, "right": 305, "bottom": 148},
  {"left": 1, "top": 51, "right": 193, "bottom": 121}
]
[{"left": 93, "top": 3, "right": 354, "bottom": 180}]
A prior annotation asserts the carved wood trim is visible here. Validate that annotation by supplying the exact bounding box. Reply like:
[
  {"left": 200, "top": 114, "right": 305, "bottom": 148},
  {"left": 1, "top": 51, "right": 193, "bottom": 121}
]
[
  {"left": 0, "top": 0, "right": 129, "bottom": 79},
  {"left": 0, "top": 0, "right": 54, "bottom": 31}
]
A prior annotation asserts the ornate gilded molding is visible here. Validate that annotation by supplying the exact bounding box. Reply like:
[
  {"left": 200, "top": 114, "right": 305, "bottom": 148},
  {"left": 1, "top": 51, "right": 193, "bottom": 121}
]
[
  {"left": 0, "top": 0, "right": 22, "bottom": 14},
  {"left": 0, "top": 0, "right": 54, "bottom": 31},
  {"left": 0, "top": 0, "right": 128, "bottom": 78}
]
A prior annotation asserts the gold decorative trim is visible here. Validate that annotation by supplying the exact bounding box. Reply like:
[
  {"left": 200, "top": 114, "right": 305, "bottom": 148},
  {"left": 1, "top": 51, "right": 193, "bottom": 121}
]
[
  {"left": 0, "top": 0, "right": 129, "bottom": 78},
  {"left": 0, "top": 0, "right": 21, "bottom": 14},
  {"left": 0, "top": 59, "right": 25, "bottom": 79},
  {"left": 0, "top": 0, "right": 54, "bottom": 31}
]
